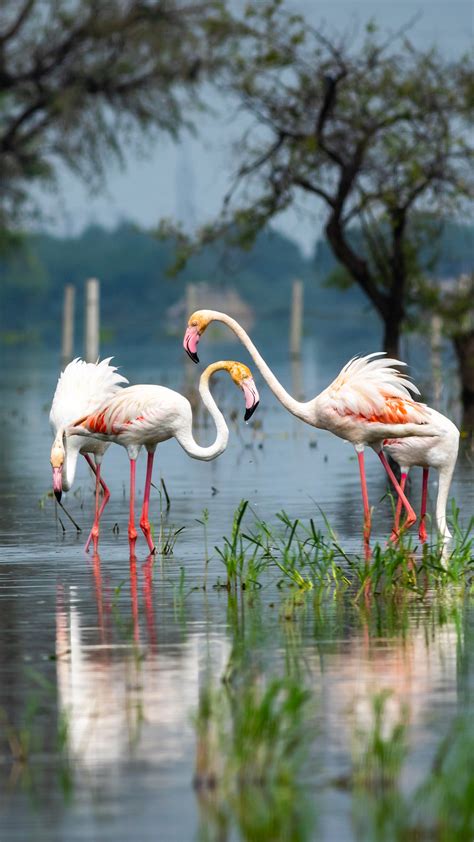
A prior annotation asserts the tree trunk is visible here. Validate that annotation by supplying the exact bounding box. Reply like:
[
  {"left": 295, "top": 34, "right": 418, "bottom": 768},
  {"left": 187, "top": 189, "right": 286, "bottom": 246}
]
[
  {"left": 382, "top": 315, "right": 402, "bottom": 358},
  {"left": 453, "top": 329, "right": 474, "bottom": 432}
]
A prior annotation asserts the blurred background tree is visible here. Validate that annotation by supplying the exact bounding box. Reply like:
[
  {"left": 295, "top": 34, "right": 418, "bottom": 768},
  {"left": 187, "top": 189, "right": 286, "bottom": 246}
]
[
  {"left": 0, "top": 0, "right": 231, "bottom": 242},
  {"left": 190, "top": 1, "right": 473, "bottom": 424}
]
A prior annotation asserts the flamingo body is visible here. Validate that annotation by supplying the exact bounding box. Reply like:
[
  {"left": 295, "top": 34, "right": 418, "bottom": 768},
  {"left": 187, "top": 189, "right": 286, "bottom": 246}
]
[
  {"left": 50, "top": 357, "right": 128, "bottom": 491},
  {"left": 50, "top": 357, "right": 128, "bottom": 552},
  {"left": 75, "top": 385, "right": 197, "bottom": 453},
  {"left": 309, "top": 353, "right": 432, "bottom": 446},
  {"left": 383, "top": 408, "right": 459, "bottom": 542}
]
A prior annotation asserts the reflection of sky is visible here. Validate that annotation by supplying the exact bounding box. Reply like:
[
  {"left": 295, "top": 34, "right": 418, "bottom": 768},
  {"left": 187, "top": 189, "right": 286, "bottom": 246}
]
[{"left": 33, "top": 0, "right": 473, "bottom": 255}]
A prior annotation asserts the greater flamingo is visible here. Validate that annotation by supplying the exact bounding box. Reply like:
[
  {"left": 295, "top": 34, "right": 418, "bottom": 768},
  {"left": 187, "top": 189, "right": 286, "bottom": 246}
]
[
  {"left": 50, "top": 357, "right": 128, "bottom": 552},
  {"left": 183, "top": 310, "right": 442, "bottom": 544},
  {"left": 67, "top": 361, "right": 260, "bottom": 554},
  {"left": 383, "top": 409, "right": 459, "bottom": 545}
]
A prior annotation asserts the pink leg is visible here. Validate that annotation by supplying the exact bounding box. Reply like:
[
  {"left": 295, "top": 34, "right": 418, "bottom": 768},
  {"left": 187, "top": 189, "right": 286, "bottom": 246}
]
[
  {"left": 419, "top": 468, "right": 429, "bottom": 543},
  {"left": 139, "top": 450, "right": 156, "bottom": 553},
  {"left": 393, "top": 472, "right": 408, "bottom": 534},
  {"left": 128, "top": 458, "right": 138, "bottom": 552},
  {"left": 378, "top": 452, "right": 416, "bottom": 539},
  {"left": 88, "top": 462, "right": 102, "bottom": 554},
  {"left": 357, "top": 450, "right": 371, "bottom": 543},
  {"left": 84, "top": 455, "right": 111, "bottom": 553}
]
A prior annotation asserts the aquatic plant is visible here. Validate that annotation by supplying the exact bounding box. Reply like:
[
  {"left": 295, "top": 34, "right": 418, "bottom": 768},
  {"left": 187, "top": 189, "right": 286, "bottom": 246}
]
[{"left": 212, "top": 500, "right": 473, "bottom": 598}]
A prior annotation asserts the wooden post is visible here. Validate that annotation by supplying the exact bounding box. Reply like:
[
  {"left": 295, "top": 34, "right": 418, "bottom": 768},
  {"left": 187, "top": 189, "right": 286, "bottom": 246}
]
[
  {"left": 61, "top": 284, "right": 75, "bottom": 366},
  {"left": 186, "top": 283, "right": 198, "bottom": 320},
  {"left": 289, "top": 279, "right": 303, "bottom": 358},
  {"left": 430, "top": 314, "right": 443, "bottom": 408},
  {"left": 84, "top": 278, "right": 100, "bottom": 363}
]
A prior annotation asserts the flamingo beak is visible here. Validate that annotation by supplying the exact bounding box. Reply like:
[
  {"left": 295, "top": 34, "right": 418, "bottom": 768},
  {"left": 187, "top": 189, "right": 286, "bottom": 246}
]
[
  {"left": 53, "top": 467, "right": 63, "bottom": 502},
  {"left": 183, "top": 326, "right": 200, "bottom": 363},
  {"left": 241, "top": 377, "right": 260, "bottom": 421}
]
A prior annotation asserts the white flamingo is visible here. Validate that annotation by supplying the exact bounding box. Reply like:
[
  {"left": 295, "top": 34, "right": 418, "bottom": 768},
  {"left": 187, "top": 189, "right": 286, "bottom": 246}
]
[
  {"left": 50, "top": 357, "right": 128, "bottom": 552},
  {"left": 383, "top": 409, "right": 459, "bottom": 545},
  {"left": 67, "top": 360, "right": 260, "bottom": 554},
  {"left": 183, "top": 310, "right": 444, "bottom": 544}
]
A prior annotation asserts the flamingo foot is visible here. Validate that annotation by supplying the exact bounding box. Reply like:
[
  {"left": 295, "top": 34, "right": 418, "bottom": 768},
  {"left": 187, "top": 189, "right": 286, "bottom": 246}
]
[
  {"left": 139, "top": 517, "right": 156, "bottom": 554},
  {"left": 419, "top": 522, "right": 428, "bottom": 543},
  {"left": 85, "top": 525, "right": 100, "bottom": 554},
  {"left": 390, "top": 511, "right": 417, "bottom": 543},
  {"left": 128, "top": 527, "right": 138, "bottom": 553}
]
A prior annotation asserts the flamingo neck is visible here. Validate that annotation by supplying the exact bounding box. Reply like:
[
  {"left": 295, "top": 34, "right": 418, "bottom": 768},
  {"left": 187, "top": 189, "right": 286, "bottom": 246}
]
[
  {"left": 175, "top": 368, "right": 229, "bottom": 461},
  {"left": 435, "top": 464, "right": 455, "bottom": 541},
  {"left": 204, "top": 311, "right": 310, "bottom": 421},
  {"left": 56, "top": 430, "right": 81, "bottom": 491}
]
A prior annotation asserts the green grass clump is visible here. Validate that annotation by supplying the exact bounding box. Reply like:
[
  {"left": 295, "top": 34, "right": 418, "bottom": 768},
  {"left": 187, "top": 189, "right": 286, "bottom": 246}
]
[{"left": 212, "top": 500, "right": 473, "bottom": 598}]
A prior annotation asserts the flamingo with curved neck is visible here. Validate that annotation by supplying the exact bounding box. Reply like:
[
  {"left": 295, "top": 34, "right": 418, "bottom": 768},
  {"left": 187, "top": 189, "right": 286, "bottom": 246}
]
[
  {"left": 184, "top": 310, "right": 444, "bottom": 545},
  {"left": 68, "top": 360, "right": 260, "bottom": 554}
]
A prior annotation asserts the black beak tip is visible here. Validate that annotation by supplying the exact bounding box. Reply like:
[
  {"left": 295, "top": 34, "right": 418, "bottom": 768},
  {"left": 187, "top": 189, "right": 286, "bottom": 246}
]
[
  {"left": 185, "top": 348, "right": 199, "bottom": 364},
  {"left": 244, "top": 401, "right": 259, "bottom": 421},
  {"left": 54, "top": 490, "right": 62, "bottom": 503}
]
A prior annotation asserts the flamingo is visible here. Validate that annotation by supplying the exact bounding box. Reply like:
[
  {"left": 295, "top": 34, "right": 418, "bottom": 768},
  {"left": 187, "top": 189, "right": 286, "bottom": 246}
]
[
  {"left": 383, "top": 409, "right": 459, "bottom": 545},
  {"left": 67, "top": 360, "right": 260, "bottom": 554},
  {"left": 183, "top": 310, "right": 442, "bottom": 544},
  {"left": 50, "top": 357, "right": 128, "bottom": 552}
]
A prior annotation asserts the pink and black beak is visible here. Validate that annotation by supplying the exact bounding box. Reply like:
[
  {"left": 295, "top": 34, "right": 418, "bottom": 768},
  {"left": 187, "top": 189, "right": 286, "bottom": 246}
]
[
  {"left": 183, "top": 326, "right": 201, "bottom": 364},
  {"left": 241, "top": 377, "right": 260, "bottom": 421},
  {"left": 53, "top": 467, "right": 63, "bottom": 502}
]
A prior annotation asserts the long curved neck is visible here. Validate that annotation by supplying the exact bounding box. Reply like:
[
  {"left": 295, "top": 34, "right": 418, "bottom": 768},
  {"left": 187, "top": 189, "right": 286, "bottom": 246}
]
[
  {"left": 207, "top": 311, "right": 310, "bottom": 421},
  {"left": 435, "top": 464, "right": 455, "bottom": 541},
  {"left": 175, "top": 367, "right": 229, "bottom": 461},
  {"left": 55, "top": 428, "right": 81, "bottom": 491}
]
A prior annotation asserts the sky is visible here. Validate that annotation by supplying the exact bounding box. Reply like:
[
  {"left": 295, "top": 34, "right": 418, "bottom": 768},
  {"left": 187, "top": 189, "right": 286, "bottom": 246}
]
[{"left": 37, "top": 0, "right": 473, "bottom": 256}]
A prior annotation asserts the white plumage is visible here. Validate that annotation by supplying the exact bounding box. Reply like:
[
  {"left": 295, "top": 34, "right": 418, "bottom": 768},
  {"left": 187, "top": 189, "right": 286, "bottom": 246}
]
[
  {"left": 383, "top": 407, "right": 460, "bottom": 543},
  {"left": 50, "top": 357, "right": 128, "bottom": 551},
  {"left": 50, "top": 357, "right": 128, "bottom": 437}
]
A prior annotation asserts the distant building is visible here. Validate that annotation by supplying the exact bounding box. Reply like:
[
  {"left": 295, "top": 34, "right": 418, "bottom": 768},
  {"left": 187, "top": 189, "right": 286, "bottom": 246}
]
[{"left": 166, "top": 282, "right": 255, "bottom": 338}]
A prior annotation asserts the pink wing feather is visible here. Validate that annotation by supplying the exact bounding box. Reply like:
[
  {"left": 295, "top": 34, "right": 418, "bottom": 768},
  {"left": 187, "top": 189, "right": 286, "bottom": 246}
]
[{"left": 319, "top": 353, "right": 430, "bottom": 425}]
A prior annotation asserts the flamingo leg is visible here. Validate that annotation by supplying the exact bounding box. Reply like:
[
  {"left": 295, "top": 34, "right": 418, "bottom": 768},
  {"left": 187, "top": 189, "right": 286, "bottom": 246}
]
[
  {"left": 83, "top": 455, "right": 110, "bottom": 553},
  {"left": 139, "top": 450, "right": 156, "bottom": 554},
  {"left": 86, "top": 462, "right": 102, "bottom": 554},
  {"left": 393, "top": 472, "right": 408, "bottom": 534},
  {"left": 419, "top": 468, "right": 429, "bottom": 543},
  {"left": 378, "top": 452, "right": 416, "bottom": 539},
  {"left": 128, "top": 458, "right": 138, "bottom": 552},
  {"left": 357, "top": 449, "right": 371, "bottom": 543}
]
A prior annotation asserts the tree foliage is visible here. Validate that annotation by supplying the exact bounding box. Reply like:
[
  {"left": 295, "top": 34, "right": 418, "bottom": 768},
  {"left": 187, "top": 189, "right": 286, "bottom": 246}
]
[
  {"left": 0, "top": 0, "right": 233, "bottom": 233},
  {"left": 191, "top": 1, "right": 473, "bottom": 355}
]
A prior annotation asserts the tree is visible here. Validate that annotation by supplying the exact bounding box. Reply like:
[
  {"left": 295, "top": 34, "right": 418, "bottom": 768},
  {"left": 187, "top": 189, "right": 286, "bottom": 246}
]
[
  {"left": 0, "top": 0, "right": 232, "bottom": 236},
  {"left": 192, "top": 3, "right": 473, "bottom": 359}
]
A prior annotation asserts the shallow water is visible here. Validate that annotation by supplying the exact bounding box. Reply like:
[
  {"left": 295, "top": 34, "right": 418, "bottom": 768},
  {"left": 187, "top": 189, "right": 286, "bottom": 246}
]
[{"left": 0, "top": 336, "right": 473, "bottom": 841}]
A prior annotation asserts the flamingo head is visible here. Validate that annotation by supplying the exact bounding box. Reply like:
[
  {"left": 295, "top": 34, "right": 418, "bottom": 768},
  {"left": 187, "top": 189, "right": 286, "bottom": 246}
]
[
  {"left": 50, "top": 435, "right": 65, "bottom": 502},
  {"left": 183, "top": 310, "right": 213, "bottom": 363},
  {"left": 227, "top": 361, "right": 260, "bottom": 421}
]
